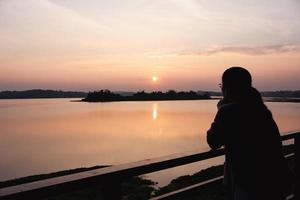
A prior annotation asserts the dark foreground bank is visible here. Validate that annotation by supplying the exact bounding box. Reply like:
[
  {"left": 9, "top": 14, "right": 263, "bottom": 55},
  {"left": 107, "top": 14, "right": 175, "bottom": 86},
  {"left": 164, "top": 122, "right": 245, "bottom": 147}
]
[{"left": 0, "top": 145, "right": 294, "bottom": 200}]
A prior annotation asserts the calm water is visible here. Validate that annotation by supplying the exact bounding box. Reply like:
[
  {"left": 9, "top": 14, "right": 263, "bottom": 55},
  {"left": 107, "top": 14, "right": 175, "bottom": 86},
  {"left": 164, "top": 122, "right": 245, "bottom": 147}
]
[{"left": 0, "top": 99, "right": 299, "bottom": 186}]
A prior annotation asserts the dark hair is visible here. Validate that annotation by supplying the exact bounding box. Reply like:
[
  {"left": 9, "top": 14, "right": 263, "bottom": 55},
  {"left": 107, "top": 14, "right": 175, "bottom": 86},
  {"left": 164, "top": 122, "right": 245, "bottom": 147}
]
[
  {"left": 222, "top": 67, "right": 263, "bottom": 104},
  {"left": 222, "top": 67, "right": 252, "bottom": 92}
]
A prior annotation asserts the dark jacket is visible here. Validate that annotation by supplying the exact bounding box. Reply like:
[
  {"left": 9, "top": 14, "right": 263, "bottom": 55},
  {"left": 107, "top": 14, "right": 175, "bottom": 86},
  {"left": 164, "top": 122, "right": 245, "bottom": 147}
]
[{"left": 207, "top": 92, "right": 292, "bottom": 195}]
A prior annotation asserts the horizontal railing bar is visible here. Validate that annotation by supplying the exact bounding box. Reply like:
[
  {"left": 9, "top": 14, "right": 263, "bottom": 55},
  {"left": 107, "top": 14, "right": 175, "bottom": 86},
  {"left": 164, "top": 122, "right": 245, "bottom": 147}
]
[
  {"left": 0, "top": 149, "right": 225, "bottom": 199},
  {"left": 152, "top": 139, "right": 298, "bottom": 200},
  {"left": 0, "top": 131, "right": 299, "bottom": 199},
  {"left": 281, "top": 131, "right": 300, "bottom": 141},
  {"left": 150, "top": 176, "right": 223, "bottom": 200},
  {"left": 285, "top": 153, "right": 295, "bottom": 158},
  {"left": 286, "top": 194, "right": 294, "bottom": 200}
]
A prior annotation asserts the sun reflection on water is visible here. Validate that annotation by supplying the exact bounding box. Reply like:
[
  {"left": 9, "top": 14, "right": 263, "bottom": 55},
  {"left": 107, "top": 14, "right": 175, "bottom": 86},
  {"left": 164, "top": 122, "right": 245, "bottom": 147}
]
[{"left": 152, "top": 103, "right": 158, "bottom": 120}]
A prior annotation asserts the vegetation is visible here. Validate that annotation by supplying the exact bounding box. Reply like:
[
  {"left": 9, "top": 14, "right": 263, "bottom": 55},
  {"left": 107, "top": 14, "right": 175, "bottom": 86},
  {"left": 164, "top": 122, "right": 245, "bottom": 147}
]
[
  {"left": 153, "top": 165, "right": 226, "bottom": 200},
  {"left": 203, "top": 90, "right": 300, "bottom": 98},
  {"left": 0, "top": 166, "right": 156, "bottom": 200},
  {"left": 264, "top": 98, "right": 300, "bottom": 103},
  {"left": 0, "top": 89, "right": 87, "bottom": 99},
  {"left": 1, "top": 89, "right": 299, "bottom": 100},
  {"left": 152, "top": 144, "right": 295, "bottom": 199},
  {"left": 83, "top": 90, "right": 211, "bottom": 102},
  {"left": 261, "top": 90, "right": 300, "bottom": 98}
]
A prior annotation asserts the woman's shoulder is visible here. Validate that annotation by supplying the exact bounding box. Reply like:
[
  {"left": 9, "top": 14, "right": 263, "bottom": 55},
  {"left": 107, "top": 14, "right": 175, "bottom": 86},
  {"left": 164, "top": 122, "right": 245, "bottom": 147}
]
[
  {"left": 216, "top": 102, "right": 243, "bottom": 121},
  {"left": 218, "top": 102, "right": 241, "bottom": 113}
]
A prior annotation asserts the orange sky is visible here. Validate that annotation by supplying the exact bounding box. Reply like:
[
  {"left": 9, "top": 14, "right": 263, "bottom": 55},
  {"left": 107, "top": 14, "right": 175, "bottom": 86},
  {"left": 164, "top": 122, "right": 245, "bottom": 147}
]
[{"left": 0, "top": 0, "right": 299, "bottom": 91}]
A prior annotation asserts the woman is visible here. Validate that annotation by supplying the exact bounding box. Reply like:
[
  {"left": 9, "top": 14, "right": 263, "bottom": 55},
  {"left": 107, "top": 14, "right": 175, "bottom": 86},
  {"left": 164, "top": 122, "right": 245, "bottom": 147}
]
[{"left": 207, "top": 67, "right": 293, "bottom": 200}]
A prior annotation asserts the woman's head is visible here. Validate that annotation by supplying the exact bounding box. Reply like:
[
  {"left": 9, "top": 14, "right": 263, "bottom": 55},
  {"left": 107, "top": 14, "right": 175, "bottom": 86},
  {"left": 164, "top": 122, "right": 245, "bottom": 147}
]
[{"left": 221, "top": 67, "right": 252, "bottom": 100}]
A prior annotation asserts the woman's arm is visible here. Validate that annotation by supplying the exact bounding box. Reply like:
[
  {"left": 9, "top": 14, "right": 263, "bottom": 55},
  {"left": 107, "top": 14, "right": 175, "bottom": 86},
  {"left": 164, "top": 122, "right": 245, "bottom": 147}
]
[{"left": 207, "top": 104, "right": 228, "bottom": 150}]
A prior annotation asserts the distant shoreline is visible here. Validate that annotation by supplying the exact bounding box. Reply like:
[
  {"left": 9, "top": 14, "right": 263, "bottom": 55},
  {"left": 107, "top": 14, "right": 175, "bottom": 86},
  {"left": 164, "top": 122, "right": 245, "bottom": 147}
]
[
  {"left": 81, "top": 96, "right": 300, "bottom": 103},
  {"left": 263, "top": 97, "right": 300, "bottom": 103},
  {"left": 0, "top": 89, "right": 87, "bottom": 99},
  {"left": 212, "top": 96, "right": 300, "bottom": 103},
  {"left": 1, "top": 89, "right": 300, "bottom": 102}
]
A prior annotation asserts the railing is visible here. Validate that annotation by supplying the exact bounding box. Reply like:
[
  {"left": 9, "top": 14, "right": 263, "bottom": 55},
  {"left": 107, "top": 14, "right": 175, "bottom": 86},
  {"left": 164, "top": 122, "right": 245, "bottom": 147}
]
[{"left": 0, "top": 131, "right": 299, "bottom": 200}]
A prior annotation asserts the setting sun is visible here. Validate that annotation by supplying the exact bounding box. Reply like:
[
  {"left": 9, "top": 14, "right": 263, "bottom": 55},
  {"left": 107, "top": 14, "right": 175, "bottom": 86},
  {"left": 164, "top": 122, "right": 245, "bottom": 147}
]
[
  {"left": 0, "top": 1, "right": 299, "bottom": 198},
  {"left": 152, "top": 76, "right": 158, "bottom": 82}
]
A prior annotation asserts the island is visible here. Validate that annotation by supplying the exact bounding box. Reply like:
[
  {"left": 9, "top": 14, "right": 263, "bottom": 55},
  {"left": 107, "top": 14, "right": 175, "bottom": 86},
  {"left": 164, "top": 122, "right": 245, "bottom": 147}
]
[{"left": 82, "top": 90, "right": 211, "bottom": 102}]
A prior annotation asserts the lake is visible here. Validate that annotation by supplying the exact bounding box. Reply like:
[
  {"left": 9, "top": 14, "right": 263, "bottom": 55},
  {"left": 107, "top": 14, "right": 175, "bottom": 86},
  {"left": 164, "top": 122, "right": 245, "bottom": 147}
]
[{"left": 0, "top": 99, "right": 299, "bottom": 186}]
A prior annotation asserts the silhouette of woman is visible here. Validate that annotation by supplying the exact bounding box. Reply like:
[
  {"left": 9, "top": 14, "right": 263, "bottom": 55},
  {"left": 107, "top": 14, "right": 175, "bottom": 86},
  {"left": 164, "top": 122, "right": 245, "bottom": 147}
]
[{"left": 207, "top": 67, "right": 293, "bottom": 200}]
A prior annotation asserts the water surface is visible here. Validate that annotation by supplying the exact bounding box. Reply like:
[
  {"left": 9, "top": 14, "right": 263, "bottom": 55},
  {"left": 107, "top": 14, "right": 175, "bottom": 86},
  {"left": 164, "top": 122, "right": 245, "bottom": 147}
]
[{"left": 0, "top": 99, "right": 299, "bottom": 185}]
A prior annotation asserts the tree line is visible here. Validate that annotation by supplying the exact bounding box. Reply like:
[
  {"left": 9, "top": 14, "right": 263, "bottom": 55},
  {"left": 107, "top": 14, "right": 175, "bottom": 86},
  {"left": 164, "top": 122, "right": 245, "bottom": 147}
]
[{"left": 83, "top": 90, "right": 211, "bottom": 102}]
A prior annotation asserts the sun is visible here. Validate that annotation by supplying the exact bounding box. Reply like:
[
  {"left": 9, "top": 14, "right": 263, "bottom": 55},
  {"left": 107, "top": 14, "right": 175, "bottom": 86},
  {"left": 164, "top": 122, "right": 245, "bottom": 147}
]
[{"left": 152, "top": 76, "right": 158, "bottom": 82}]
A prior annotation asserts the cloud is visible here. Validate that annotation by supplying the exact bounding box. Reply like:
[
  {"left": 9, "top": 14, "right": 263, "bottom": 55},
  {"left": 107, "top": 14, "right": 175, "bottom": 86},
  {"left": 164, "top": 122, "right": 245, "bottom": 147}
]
[
  {"left": 147, "top": 44, "right": 300, "bottom": 57},
  {"left": 197, "top": 44, "right": 300, "bottom": 56}
]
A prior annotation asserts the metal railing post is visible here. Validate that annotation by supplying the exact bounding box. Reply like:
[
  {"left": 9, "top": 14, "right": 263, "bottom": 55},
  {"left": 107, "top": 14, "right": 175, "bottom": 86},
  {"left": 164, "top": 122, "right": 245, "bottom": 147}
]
[
  {"left": 295, "top": 134, "right": 300, "bottom": 199},
  {"left": 98, "top": 179, "right": 122, "bottom": 200}
]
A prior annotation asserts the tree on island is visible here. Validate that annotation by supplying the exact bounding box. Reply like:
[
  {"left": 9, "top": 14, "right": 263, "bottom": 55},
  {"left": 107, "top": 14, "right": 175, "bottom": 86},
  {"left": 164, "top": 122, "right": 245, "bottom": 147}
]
[
  {"left": 84, "top": 90, "right": 123, "bottom": 102},
  {"left": 83, "top": 90, "right": 211, "bottom": 102}
]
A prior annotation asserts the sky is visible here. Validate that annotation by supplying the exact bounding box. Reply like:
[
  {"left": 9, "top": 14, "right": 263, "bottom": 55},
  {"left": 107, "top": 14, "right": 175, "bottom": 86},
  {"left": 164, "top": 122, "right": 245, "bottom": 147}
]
[{"left": 0, "top": 0, "right": 300, "bottom": 91}]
